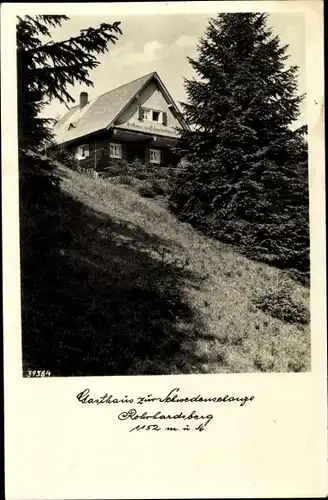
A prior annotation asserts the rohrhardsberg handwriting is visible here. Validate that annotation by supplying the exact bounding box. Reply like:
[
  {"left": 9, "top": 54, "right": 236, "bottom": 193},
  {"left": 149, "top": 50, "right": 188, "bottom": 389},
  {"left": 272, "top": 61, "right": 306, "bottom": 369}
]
[{"left": 118, "top": 408, "right": 213, "bottom": 427}]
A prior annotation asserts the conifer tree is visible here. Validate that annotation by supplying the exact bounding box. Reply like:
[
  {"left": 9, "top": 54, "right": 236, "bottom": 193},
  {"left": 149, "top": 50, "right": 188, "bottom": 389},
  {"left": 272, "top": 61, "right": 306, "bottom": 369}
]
[
  {"left": 17, "top": 15, "right": 122, "bottom": 152},
  {"left": 17, "top": 15, "right": 123, "bottom": 202},
  {"left": 170, "top": 13, "right": 309, "bottom": 279}
]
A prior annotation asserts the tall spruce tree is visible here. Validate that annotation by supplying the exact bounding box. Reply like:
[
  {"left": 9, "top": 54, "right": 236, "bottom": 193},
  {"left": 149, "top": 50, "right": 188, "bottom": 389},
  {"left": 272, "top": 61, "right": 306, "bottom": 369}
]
[
  {"left": 170, "top": 13, "right": 309, "bottom": 280},
  {"left": 17, "top": 15, "right": 123, "bottom": 205}
]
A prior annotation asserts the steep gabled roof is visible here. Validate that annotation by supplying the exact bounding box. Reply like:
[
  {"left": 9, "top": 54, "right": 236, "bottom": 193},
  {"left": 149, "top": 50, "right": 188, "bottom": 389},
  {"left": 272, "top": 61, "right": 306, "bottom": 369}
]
[{"left": 54, "top": 71, "right": 188, "bottom": 145}]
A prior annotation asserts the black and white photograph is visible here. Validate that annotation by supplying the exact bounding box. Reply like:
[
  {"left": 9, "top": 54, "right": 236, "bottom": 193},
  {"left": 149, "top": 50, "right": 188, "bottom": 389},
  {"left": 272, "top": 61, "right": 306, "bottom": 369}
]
[{"left": 17, "top": 8, "right": 312, "bottom": 377}]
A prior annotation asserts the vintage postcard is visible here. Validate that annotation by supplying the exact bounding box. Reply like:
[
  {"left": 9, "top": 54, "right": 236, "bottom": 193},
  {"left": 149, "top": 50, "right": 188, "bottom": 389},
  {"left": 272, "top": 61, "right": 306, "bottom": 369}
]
[{"left": 2, "top": 1, "right": 327, "bottom": 498}]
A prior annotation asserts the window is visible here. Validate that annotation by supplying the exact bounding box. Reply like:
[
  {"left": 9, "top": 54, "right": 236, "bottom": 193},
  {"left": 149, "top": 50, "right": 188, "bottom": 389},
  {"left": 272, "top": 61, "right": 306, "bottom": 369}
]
[
  {"left": 149, "top": 149, "right": 161, "bottom": 164},
  {"left": 109, "top": 143, "right": 123, "bottom": 159},
  {"left": 76, "top": 144, "right": 89, "bottom": 159},
  {"left": 152, "top": 111, "right": 160, "bottom": 122},
  {"left": 139, "top": 107, "right": 167, "bottom": 125},
  {"left": 141, "top": 108, "right": 151, "bottom": 120}
]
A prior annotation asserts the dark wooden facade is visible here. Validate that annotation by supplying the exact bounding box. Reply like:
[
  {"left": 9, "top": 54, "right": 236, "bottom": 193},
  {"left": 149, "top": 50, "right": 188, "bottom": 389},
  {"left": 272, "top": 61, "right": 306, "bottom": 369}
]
[{"left": 65, "top": 128, "right": 180, "bottom": 172}]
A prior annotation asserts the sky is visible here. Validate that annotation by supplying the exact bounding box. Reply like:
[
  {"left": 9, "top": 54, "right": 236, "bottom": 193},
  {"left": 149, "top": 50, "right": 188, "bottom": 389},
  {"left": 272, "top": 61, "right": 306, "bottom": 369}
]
[{"left": 41, "top": 12, "right": 306, "bottom": 127}]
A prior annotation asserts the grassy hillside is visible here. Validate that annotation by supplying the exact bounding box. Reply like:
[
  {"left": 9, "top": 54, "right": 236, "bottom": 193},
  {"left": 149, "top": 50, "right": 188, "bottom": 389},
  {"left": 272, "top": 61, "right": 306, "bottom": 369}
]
[{"left": 20, "top": 166, "right": 311, "bottom": 376}]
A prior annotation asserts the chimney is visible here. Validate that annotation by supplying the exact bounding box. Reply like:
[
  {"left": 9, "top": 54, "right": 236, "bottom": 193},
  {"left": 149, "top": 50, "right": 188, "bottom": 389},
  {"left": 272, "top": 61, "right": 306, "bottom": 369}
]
[{"left": 79, "top": 92, "right": 88, "bottom": 109}]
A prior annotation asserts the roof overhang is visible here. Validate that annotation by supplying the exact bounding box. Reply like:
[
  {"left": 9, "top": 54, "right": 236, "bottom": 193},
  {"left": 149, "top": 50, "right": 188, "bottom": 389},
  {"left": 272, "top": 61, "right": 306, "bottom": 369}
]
[
  {"left": 55, "top": 128, "right": 109, "bottom": 148},
  {"left": 112, "top": 127, "right": 178, "bottom": 146}
]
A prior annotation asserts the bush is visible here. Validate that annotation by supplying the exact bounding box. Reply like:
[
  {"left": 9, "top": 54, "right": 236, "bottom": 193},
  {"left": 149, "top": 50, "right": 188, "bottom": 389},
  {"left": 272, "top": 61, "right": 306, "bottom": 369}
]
[
  {"left": 251, "top": 282, "right": 310, "bottom": 325},
  {"left": 104, "top": 159, "right": 129, "bottom": 177},
  {"left": 138, "top": 185, "right": 156, "bottom": 198},
  {"left": 108, "top": 159, "right": 129, "bottom": 169},
  {"left": 46, "top": 146, "right": 78, "bottom": 170},
  {"left": 151, "top": 181, "right": 166, "bottom": 196},
  {"left": 117, "top": 175, "right": 133, "bottom": 186},
  {"left": 98, "top": 157, "right": 177, "bottom": 198},
  {"left": 129, "top": 157, "right": 144, "bottom": 169},
  {"left": 135, "top": 171, "right": 147, "bottom": 181}
]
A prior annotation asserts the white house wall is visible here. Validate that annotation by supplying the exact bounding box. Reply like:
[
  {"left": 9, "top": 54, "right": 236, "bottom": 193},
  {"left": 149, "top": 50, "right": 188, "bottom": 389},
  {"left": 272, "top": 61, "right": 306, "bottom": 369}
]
[{"left": 114, "top": 80, "right": 181, "bottom": 138}]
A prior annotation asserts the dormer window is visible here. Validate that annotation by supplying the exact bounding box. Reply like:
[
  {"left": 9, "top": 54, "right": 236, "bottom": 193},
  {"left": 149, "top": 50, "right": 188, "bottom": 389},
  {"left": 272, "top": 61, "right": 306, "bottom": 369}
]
[{"left": 138, "top": 106, "right": 167, "bottom": 125}]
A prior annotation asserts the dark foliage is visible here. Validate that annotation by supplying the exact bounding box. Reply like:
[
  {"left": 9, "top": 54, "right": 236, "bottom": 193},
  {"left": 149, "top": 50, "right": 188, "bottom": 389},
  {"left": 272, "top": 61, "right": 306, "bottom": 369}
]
[
  {"left": 46, "top": 146, "right": 79, "bottom": 170},
  {"left": 138, "top": 185, "right": 156, "bottom": 198},
  {"left": 169, "top": 13, "right": 309, "bottom": 279},
  {"left": 17, "top": 15, "right": 122, "bottom": 152},
  {"left": 17, "top": 15, "right": 123, "bottom": 203},
  {"left": 252, "top": 285, "right": 310, "bottom": 325},
  {"left": 98, "top": 158, "right": 174, "bottom": 195},
  {"left": 151, "top": 181, "right": 166, "bottom": 196}
]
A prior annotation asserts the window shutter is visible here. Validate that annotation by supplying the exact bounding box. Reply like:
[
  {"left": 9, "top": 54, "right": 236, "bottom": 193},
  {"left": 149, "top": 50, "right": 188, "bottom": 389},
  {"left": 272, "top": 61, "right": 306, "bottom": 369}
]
[
  {"left": 145, "top": 148, "right": 150, "bottom": 164},
  {"left": 162, "top": 112, "right": 167, "bottom": 126},
  {"left": 138, "top": 106, "right": 143, "bottom": 121}
]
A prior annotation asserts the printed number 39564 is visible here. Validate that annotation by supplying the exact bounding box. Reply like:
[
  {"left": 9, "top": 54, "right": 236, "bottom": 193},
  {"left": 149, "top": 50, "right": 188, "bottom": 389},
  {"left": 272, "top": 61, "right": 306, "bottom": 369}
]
[{"left": 27, "top": 370, "right": 51, "bottom": 377}]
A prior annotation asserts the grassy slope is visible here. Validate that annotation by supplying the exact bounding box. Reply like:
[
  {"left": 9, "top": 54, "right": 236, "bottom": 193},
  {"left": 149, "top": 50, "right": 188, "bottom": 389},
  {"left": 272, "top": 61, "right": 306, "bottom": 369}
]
[{"left": 21, "top": 166, "right": 310, "bottom": 376}]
